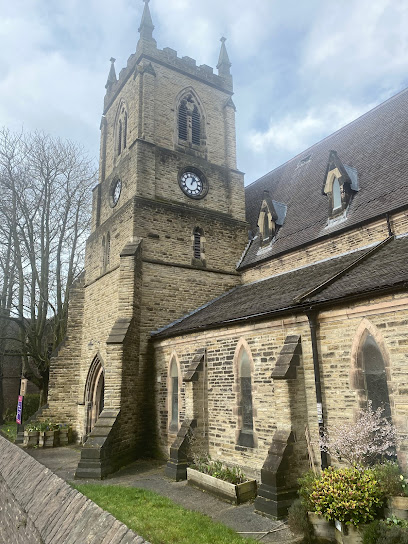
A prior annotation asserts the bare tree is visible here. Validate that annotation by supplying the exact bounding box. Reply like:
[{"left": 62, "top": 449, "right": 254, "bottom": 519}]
[{"left": 0, "top": 128, "right": 96, "bottom": 410}]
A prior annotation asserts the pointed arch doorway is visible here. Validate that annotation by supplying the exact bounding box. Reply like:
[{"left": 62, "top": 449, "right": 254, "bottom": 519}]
[{"left": 84, "top": 355, "right": 105, "bottom": 438}]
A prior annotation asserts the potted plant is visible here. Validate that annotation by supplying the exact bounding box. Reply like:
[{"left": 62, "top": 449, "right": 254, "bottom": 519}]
[
  {"left": 43, "top": 421, "right": 59, "bottom": 447},
  {"left": 308, "top": 467, "right": 384, "bottom": 544},
  {"left": 187, "top": 455, "right": 257, "bottom": 505},
  {"left": 372, "top": 462, "right": 408, "bottom": 521},
  {"left": 298, "top": 470, "right": 335, "bottom": 542},
  {"left": 23, "top": 421, "right": 40, "bottom": 447},
  {"left": 37, "top": 421, "right": 49, "bottom": 447},
  {"left": 58, "top": 423, "right": 71, "bottom": 446}
]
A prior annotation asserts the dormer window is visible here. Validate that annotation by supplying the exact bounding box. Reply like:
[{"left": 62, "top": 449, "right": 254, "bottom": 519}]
[
  {"left": 256, "top": 190, "right": 287, "bottom": 248},
  {"left": 323, "top": 151, "right": 359, "bottom": 220},
  {"left": 332, "top": 177, "right": 342, "bottom": 210},
  {"left": 261, "top": 208, "right": 272, "bottom": 242}
]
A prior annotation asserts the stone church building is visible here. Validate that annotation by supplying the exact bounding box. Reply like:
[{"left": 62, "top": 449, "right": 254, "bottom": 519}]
[{"left": 43, "top": 0, "right": 408, "bottom": 518}]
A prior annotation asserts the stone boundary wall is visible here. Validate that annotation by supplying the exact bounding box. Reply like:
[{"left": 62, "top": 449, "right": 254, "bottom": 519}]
[{"left": 0, "top": 436, "right": 148, "bottom": 544}]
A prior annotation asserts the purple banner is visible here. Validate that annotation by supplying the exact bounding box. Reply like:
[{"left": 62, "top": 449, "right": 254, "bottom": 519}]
[{"left": 16, "top": 395, "right": 23, "bottom": 425}]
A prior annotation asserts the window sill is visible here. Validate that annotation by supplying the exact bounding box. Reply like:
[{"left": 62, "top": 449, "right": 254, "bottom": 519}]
[{"left": 237, "top": 430, "right": 255, "bottom": 448}]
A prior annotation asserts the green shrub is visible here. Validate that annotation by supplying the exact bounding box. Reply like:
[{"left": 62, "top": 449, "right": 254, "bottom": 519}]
[
  {"left": 373, "top": 462, "right": 405, "bottom": 498},
  {"left": 23, "top": 394, "right": 40, "bottom": 421},
  {"left": 309, "top": 466, "right": 384, "bottom": 526},
  {"left": 298, "top": 470, "right": 320, "bottom": 512},
  {"left": 287, "top": 499, "right": 312, "bottom": 543},
  {"left": 363, "top": 519, "right": 408, "bottom": 544},
  {"left": 3, "top": 408, "right": 17, "bottom": 421}
]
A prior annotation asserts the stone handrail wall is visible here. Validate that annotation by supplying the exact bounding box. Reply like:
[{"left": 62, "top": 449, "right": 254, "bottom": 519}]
[{"left": 0, "top": 435, "right": 148, "bottom": 543}]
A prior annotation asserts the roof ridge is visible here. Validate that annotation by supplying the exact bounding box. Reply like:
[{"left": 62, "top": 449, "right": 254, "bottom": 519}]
[
  {"left": 294, "top": 235, "right": 394, "bottom": 303},
  {"left": 245, "top": 86, "right": 408, "bottom": 189}
]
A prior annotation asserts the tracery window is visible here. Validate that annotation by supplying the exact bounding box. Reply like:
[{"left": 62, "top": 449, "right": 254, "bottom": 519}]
[
  {"left": 177, "top": 93, "right": 203, "bottom": 147},
  {"left": 116, "top": 103, "right": 128, "bottom": 157}
]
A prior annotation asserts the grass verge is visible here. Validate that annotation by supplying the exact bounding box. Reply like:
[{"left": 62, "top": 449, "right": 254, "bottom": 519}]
[
  {"left": 73, "top": 484, "right": 255, "bottom": 544},
  {"left": 0, "top": 421, "right": 17, "bottom": 441}
]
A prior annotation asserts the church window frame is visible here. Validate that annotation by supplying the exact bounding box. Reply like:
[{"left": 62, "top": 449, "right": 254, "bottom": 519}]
[
  {"left": 233, "top": 339, "right": 258, "bottom": 448},
  {"left": 168, "top": 354, "right": 181, "bottom": 433}
]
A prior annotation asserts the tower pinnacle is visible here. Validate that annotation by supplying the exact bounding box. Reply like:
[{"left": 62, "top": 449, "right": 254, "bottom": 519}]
[
  {"left": 217, "top": 37, "right": 232, "bottom": 78},
  {"left": 138, "top": 0, "right": 155, "bottom": 41},
  {"left": 105, "top": 57, "right": 117, "bottom": 91}
]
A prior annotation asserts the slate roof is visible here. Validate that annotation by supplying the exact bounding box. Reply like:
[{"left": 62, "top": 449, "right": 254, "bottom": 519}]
[
  {"left": 241, "top": 88, "right": 408, "bottom": 269},
  {"left": 153, "top": 236, "right": 408, "bottom": 339}
]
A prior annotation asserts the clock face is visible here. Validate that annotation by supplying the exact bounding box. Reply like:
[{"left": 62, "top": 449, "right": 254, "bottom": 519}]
[
  {"left": 179, "top": 170, "right": 207, "bottom": 199},
  {"left": 111, "top": 178, "right": 121, "bottom": 207}
]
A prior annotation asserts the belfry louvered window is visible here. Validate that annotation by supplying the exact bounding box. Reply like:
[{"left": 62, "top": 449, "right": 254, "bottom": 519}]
[
  {"left": 106, "top": 232, "right": 111, "bottom": 268},
  {"left": 178, "top": 103, "right": 188, "bottom": 141},
  {"left": 192, "top": 105, "right": 200, "bottom": 145},
  {"left": 193, "top": 230, "right": 201, "bottom": 259}
]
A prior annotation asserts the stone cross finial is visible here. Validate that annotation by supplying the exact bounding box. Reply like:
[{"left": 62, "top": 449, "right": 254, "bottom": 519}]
[
  {"left": 217, "top": 36, "right": 232, "bottom": 77},
  {"left": 105, "top": 57, "right": 117, "bottom": 91}
]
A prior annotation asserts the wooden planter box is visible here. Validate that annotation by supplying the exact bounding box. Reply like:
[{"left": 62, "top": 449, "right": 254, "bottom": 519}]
[
  {"left": 187, "top": 467, "right": 257, "bottom": 505},
  {"left": 23, "top": 430, "right": 39, "bottom": 447},
  {"left": 308, "top": 512, "right": 335, "bottom": 542},
  {"left": 59, "top": 429, "right": 69, "bottom": 446},
  {"left": 387, "top": 496, "right": 408, "bottom": 520},
  {"left": 44, "top": 430, "right": 59, "bottom": 448},
  {"left": 334, "top": 521, "right": 363, "bottom": 544}
]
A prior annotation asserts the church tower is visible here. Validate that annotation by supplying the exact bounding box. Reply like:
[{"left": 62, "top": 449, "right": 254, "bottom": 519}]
[{"left": 45, "top": 0, "right": 247, "bottom": 478}]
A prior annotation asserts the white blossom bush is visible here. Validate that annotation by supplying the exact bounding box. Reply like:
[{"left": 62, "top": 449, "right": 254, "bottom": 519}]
[{"left": 320, "top": 402, "right": 398, "bottom": 467}]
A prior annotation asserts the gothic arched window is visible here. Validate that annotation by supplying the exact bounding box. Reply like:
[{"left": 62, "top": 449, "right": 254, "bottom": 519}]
[
  {"left": 177, "top": 93, "right": 204, "bottom": 148},
  {"left": 361, "top": 334, "right": 391, "bottom": 419},
  {"left": 169, "top": 358, "right": 179, "bottom": 430},
  {"left": 239, "top": 349, "right": 254, "bottom": 433},
  {"left": 116, "top": 103, "right": 128, "bottom": 157}
]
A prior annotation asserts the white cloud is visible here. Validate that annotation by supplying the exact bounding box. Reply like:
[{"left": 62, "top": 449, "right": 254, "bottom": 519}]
[
  {"left": 1, "top": 0, "right": 408, "bottom": 183},
  {"left": 248, "top": 101, "right": 371, "bottom": 154}
]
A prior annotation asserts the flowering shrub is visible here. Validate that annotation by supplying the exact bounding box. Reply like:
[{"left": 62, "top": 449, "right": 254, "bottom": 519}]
[
  {"left": 320, "top": 402, "right": 397, "bottom": 467},
  {"left": 308, "top": 467, "right": 384, "bottom": 526}
]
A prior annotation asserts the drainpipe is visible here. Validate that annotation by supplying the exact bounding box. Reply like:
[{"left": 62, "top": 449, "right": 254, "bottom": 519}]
[{"left": 306, "top": 309, "right": 328, "bottom": 470}]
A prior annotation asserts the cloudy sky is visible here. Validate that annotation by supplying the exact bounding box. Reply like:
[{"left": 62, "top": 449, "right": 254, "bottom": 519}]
[{"left": 1, "top": 0, "right": 408, "bottom": 184}]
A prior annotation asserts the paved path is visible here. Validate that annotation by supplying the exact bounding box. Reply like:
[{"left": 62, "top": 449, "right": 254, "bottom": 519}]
[{"left": 27, "top": 446, "right": 301, "bottom": 543}]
